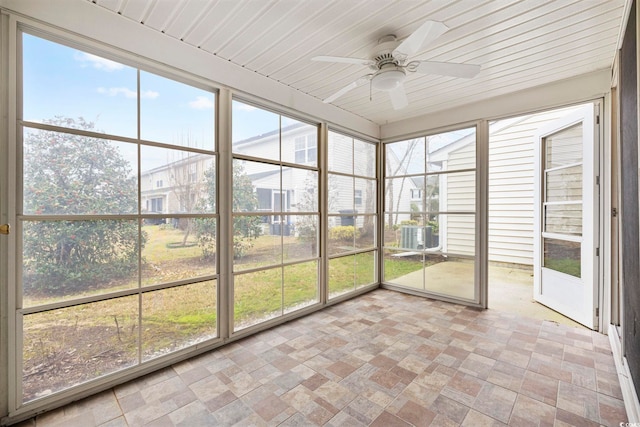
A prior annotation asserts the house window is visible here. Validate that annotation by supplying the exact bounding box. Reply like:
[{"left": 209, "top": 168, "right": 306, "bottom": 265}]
[
  {"left": 355, "top": 189, "right": 363, "bottom": 206},
  {"left": 156, "top": 180, "right": 163, "bottom": 188},
  {"left": 411, "top": 189, "right": 423, "bottom": 199},
  {"left": 150, "top": 197, "right": 163, "bottom": 213},
  {"left": 294, "top": 134, "right": 317, "bottom": 164}
]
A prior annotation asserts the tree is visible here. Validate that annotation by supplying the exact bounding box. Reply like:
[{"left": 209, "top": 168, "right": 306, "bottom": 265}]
[
  {"left": 293, "top": 171, "right": 319, "bottom": 248},
  {"left": 23, "top": 117, "right": 143, "bottom": 295},
  {"left": 166, "top": 145, "right": 206, "bottom": 246},
  {"left": 195, "top": 159, "right": 262, "bottom": 259},
  {"left": 385, "top": 138, "right": 421, "bottom": 228}
]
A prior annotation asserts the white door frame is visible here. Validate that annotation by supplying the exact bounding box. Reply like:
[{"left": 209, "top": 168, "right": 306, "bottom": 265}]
[{"left": 533, "top": 102, "right": 600, "bottom": 329}]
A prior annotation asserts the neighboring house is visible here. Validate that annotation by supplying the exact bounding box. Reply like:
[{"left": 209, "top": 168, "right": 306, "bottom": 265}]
[
  {"left": 141, "top": 153, "right": 214, "bottom": 221},
  {"left": 140, "top": 123, "right": 379, "bottom": 235},
  {"left": 423, "top": 105, "right": 584, "bottom": 266}
]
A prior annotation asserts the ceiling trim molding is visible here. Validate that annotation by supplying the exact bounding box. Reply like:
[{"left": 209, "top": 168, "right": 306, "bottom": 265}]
[{"left": 381, "top": 68, "right": 612, "bottom": 140}]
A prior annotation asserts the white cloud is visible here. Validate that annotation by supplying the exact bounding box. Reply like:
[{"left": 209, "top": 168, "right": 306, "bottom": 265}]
[
  {"left": 74, "top": 52, "right": 124, "bottom": 72},
  {"left": 141, "top": 90, "right": 160, "bottom": 99},
  {"left": 189, "top": 96, "right": 214, "bottom": 110},
  {"left": 97, "top": 87, "right": 137, "bottom": 98},
  {"left": 234, "top": 103, "right": 257, "bottom": 112},
  {"left": 97, "top": 87, "right": 159, "bottom": 99}
]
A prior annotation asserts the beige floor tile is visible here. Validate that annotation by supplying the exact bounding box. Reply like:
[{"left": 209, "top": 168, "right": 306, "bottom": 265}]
[{"left": 19, "top": 289, "right": 627, "bottom": 427}]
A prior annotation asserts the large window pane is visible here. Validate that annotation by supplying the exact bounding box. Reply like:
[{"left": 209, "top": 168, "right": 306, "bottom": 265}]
[
  {"left": 284, "top": 215, "right": 318, "bottom": 262},
  {"left": 142, "top": 218, "right": 216, "bottom": 286},
  {"left": 284, "top": 261, "right": 318, "bottom": 313},
  {"left": 355, "top": 251, "right": 376, "bottom": 288},
  {"left": 439, "top": 213, "right": 476, "bottom": 257},
  {"left": 354, "top": 139, "right": 376, "bottom": 178},
  {"left": 142, "top": 281, "right": 217, "bottom": 361},
  {"left": 384, "top": 213, "right": 475, "bottom": 301},
  {"left": 141, "top": 146, "right": 215, "bottom": 215},
  {"left": 283, "top": 167, "right": 317, "bottom": 214},
  {"left": 543, "top": 238, "right": 581, "bottom": 277},
  {"left": 427, "top": 127, "right": 476, "bottom": 173},
  {"left": 329, "top": 255, "right": 356, "bottom": 298},
  {"left": 383, "top": 249, "right": 424, "bottom": 283},
  {"left": 281, "top": 120, "right": 317, "bottom": 167},
  {"left": 328, "top": 174, "right": 354, "bottom": 214},
  {"left": 355, "top": 178, "right": 376, "bottom": 214},
  {"left": 23, "top": 128, "right": 137, "bottom": 215},
  {"left": 23, "top": 34, "right": 137, "bottom": 137},
  {"left": 328, "top": 222, "right": 357, "bottom": 256},
  {"left": 291, "top": 170, "right": 318, "bottom": 212},
  {"left": 385, "top": 177, "right": 416, "bottom": 214},
  {"left": 234, "top": 160, "right": 280, "bottom": 213},
  {"left": 355, "top": 215, "right": 376, "bottom": 249},
  {"left": 233, "top": 219, "right": 280, "bottom": 271},
  {"left": 22, "top": 296, "right": 138, "bottom": 403},
  {"left": 392, "top": 223, "right": 439, "bottom": 251},
  {"left": 140, "top": 71, "right": 215, "bottom": 150},
  {"left": 234, "top": 269, "right": 282, "bottom": 330},
  {"left": 443, "top": 171, "right": 476, "bottom": 212},
  {"left": 232, "top": 100, "right": 280, "bottom": 160},
  {"left": 386, "top": 138, "right": 425, "bottom": 176},
  {"left": 22, "top": 219, "right": 139, "bottom": 307},
  {"left": 328, "top": 132, "right": 353, "bottom": 174},
  {"left": 411, "top": 175, "right": 439, "bottom": 214},
  {"left": 424, "top": 258, "right": 475, "bottom": 300}
]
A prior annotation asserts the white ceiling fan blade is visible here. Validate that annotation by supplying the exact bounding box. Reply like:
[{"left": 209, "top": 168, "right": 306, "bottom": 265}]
[
  {"left": 312, "top": 56, "right": 375, "bottom": 66},
  {"left": 393, "top": 20, "right": 449, "bottom": 58},
  {"left": 388, "top": 84, "right": 408, "bottom": 110},
  {"left": 416, "top": 61, "right": 481, "bottom": 78},
  {"left": 323, "top": 76, "right": 370, "bottom": 103}
]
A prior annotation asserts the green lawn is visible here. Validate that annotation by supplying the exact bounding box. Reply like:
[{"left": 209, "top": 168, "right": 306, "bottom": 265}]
[
  {"left": 544, "top": 257, "right": 581, "bottom": 278},
  {"left": 24, "top": 228, "right": 421, "bottom": 398}
]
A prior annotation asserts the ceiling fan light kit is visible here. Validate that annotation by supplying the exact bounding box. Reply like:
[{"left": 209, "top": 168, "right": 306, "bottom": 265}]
[
  {"left": 312, "top": 20, "right": 481, "bottom": 110},
  {"left": 371, "top": 66, "right": 406, "bottom": 91}
]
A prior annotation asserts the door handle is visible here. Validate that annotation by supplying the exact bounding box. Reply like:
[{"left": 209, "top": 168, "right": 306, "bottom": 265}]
[{"left": 0, "top": 224, "right": 9, "bottom": 235}]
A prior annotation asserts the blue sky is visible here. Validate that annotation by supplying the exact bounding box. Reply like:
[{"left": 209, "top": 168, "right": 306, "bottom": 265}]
[{"left": 21, "top": 33, "right": 286, "bottom": 163}]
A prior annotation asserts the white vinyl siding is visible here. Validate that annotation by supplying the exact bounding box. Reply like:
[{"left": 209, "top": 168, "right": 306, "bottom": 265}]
[
  {"left": 439, "top": 140, "right": 475, "bottom": 256},
  {"left": 488, "top": 106, "right": 582, "bottom": 266}
]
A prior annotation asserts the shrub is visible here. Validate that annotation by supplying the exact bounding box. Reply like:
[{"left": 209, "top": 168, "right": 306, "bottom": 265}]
[
  {"left": 329, "top": 226, "right": 359, "bottom": 242},
  {"left": 22, "top": 118, "right": 143, "bottom": 295}
]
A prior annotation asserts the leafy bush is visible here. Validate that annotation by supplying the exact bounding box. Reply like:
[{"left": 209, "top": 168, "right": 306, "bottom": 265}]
[
  {"left": 193, "top": 216, "right": 216, "bottom": 260},
  {"left": 329, "top": 226, "right": 359, "bottom": 242},
  {"left": 194, "top": 161, "right": 262, "bottom": 260},
  {"left": 22, "top": 118, "right": 143, "bottom": 295}
]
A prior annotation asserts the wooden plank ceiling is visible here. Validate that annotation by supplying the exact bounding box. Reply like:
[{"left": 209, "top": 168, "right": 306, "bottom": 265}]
[{"left": 90, "top": 0, "right": 625, "bottom": 126}]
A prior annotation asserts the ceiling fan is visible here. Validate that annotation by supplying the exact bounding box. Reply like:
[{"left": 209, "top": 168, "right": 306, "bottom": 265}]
[{"left": 312, "top": 20, "right": 481, "bottom": 110}]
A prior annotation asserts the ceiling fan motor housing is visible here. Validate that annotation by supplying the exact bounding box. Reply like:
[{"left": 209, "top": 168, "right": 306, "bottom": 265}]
[{"left": 372, "top": 35, "right": 401, "bottom": 68}]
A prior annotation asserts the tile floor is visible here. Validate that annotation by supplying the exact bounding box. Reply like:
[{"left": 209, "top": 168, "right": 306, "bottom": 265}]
[{"left": 14, "top": 289, "right": 627, "bottom": 426}]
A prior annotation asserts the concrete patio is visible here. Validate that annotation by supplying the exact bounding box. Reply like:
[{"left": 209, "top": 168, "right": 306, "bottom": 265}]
[{"left": 387, "top": 261, "right": 584, "bottom": 329}]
